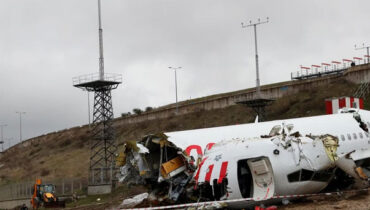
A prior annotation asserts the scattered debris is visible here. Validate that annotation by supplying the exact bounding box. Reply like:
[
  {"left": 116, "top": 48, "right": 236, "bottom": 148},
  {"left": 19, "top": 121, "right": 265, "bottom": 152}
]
[
  {"left": 120, "top": 193, "right": 149, "bottom": 208},
  {"left": 117, "top": 122, "right": 370, "bottom": 208},
  {"left": 117, "top": 134, "right": 197, "bottom": 205}
]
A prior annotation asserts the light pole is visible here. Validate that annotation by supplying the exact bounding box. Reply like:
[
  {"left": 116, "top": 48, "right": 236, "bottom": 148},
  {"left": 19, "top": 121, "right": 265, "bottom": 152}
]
[
  {"left": 242, "top": 17, "right": 269, "bottom": 98},
  {"left": 168, "top": 66, "right": 182, "bottom": 114},
  {"left": 5, "top": 137, "right": 13, "bottom": 150},
  {"left": 355, "top": 43, "right": 370, "bottom": 64},
  {"left": 86, "top": 91, "right": 91, "bottom": 127},
  {"left": 16, "top": 111, "right": 26, "bottom": 143},
  {"left": 0, "top": 124, "right": 7, "bottom": 152}
]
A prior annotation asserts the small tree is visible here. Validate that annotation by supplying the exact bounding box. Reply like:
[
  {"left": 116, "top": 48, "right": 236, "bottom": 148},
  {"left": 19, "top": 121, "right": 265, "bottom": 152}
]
[
  {"left": 133, "top": 108, "right": 143, "bottom": 115},
  {"left": 121, "top": 112, "right": 131, "bottom": 117},
  {"left": 145, "top": 106, "right": 153, "bottom": 112}
]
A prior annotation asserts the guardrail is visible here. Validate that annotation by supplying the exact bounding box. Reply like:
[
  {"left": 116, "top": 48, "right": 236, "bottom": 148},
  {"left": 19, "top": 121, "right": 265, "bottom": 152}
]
[
  {"left": 291, "top": 66, "right": 348, "bottom": 80},
  {"left": 72, "top": 72, "right": 122, "bottom": 86}
]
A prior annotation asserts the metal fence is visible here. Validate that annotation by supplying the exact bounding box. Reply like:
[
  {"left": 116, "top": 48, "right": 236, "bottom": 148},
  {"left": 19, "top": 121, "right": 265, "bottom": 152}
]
[
  {"left": 89, "top": 167, "right": 117, "bottom": 185},
  {"left": 0, "top": 178, "right": 88, "bottom": 201}
]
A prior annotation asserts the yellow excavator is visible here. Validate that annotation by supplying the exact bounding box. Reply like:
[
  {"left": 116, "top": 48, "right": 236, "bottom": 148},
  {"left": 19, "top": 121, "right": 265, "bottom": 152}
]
[{"left": 31, "top": 179, "right": 65, "bottom": 209}]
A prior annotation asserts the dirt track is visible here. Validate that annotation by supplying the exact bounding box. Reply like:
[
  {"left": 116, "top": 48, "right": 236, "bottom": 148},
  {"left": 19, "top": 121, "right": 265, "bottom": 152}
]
[{"left": 280, "top": 190, "right": 370, "bottom": 210}]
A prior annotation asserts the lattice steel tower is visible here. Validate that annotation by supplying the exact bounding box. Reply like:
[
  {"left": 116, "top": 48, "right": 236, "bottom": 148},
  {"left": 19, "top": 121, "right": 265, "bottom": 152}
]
[{"left": 73, "top": 0, "right": 122, "bottom": 189}]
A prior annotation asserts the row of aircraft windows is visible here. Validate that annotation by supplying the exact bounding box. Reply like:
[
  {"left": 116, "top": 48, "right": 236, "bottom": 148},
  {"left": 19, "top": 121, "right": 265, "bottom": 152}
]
[
  {"left": 287, "top": 168, "right": 335, "bottom": 183},
  {"left": 340, "top": 132, "right": 369, "bottom": 141}
]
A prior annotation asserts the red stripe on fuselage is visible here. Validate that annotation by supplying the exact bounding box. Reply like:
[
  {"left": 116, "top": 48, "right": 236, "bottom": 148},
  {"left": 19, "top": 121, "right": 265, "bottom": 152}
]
[
  {"left": 217, "top": 161, "right": 228, "bottom": 184},
  {"left": 205, "top": 164, "right": 214, "bottom": 182}
]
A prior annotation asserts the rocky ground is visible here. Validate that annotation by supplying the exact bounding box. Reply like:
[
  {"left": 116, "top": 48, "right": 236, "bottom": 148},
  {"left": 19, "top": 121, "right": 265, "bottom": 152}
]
[
  {"left": 61, "top": 187, "right": 370, "bottom": 210},
  {"left": 280, "top": 189, "right": 369, "bottom": 210}
]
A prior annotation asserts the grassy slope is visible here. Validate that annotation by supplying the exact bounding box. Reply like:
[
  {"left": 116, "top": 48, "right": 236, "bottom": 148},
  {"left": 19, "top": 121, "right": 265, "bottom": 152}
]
[{"left": 0, "top": 78, "right": 362, "bottom": 185}]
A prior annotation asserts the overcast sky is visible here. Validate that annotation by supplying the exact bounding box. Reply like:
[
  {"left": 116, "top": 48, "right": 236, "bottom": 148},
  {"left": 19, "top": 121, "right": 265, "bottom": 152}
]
[{"left": 0, "top": 0, "right": 369, "bottom": 148}]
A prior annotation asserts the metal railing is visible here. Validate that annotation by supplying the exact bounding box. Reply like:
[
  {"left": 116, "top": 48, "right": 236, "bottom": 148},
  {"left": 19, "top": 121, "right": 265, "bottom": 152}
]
[
  {"left": 291, "top": 66, "right": 349, "bottom": 80},
  {"left": 291, "top": 60, "right": 369, "bottom": 80},
  {"left": 354, "top": 82, "right": 370, "bottom": 99},
  {"left": 72, "top": 72, "right": 122, "bottom": 86},
  {"left": 89, "top": 167, "right": 117, "bottom": 185}
]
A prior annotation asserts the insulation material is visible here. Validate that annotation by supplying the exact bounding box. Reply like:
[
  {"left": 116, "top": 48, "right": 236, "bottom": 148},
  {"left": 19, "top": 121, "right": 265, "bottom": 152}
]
[{"left": 161, "top": 156, "right": 186, "bottom": 178}]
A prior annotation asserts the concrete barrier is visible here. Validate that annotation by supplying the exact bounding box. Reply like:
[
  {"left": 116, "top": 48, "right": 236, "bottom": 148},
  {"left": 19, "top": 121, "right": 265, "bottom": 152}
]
[{"left": 0, "top": 198, "right": 30, "bottom": 209}]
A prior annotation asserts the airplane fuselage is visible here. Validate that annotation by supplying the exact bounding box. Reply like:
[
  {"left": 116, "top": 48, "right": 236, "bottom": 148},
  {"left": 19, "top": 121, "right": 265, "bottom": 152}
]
[{"left": 164, "top": 109, "right": 370, "bottom": 207}]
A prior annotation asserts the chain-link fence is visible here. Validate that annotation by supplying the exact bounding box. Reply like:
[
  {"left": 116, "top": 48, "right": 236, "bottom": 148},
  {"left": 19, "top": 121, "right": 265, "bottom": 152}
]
[{"left": 0, "top": 178, "right": 88, "bottom": 201}]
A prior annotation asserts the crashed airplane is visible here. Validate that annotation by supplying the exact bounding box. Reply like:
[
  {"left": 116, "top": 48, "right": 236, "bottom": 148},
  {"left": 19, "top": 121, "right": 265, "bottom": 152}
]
[{"left": 118, "top": 108, "right": 370, "bottom": 208}]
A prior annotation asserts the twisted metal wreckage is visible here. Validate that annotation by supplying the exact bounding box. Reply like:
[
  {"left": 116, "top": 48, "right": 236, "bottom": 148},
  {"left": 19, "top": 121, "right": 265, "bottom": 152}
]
[
  {"left": 117, "top": 133, "right": 197, "bottom": 203},
  {"left": 116, "top": 119, "right": 370, "bottom": 208}
]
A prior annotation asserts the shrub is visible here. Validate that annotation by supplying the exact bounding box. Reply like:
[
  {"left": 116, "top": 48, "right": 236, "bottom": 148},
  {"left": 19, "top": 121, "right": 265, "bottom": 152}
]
[
  {"left": 121, "top": 112, "right": 131, "bottom": 117},
  {"left": 133, "top": 108, "right": 143, "bottom": 115},
  {"left": 145, "top": 107, "right": 153, "bottom": 112}
]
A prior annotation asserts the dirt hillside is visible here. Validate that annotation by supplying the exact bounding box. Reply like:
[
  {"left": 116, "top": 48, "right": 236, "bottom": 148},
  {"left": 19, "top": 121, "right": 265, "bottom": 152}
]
[{"left": 0, "top": 78, "right": 362, "bottom": 184}]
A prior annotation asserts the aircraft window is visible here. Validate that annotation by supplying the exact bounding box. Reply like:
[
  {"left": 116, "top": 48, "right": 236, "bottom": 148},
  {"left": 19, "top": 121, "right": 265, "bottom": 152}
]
[
  {"left": 340, "top": 135, "right": 345, "bottom": 141},
  {"left": 287, "top": 169, "right": 314, "bottom": 182},
  {"left": 287, "top": 170, "right": 300, "bottom": 182},
  {"left": 365, "top": 132, "right": 369, "bottom": 138},
  {"left": 311, "top": 168, "right": 335, "bottom": 182},
  {"left": 300, "top": 169, "right": 314, "bottom": 181},
  {"left": 353, "top": 133, "right": 357, "bottom": 140},
  {"left": 359, "top": 133, "right": 363, "bottom": 139},
  {"left": 347, "top": 134, "right": 351, "bottom": 140}
]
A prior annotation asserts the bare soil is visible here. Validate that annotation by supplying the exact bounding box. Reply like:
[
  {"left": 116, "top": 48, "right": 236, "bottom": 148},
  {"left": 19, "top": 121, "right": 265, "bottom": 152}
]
[{"left": 1, "top": 78, "right": 368, "bottom": 209}]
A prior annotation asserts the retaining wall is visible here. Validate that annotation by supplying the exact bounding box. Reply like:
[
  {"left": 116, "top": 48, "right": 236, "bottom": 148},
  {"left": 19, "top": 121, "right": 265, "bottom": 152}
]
[
  {"left": 8, "top": 64, "right": 370, "bottom": 151},
  {"left": 115, "top": 63, "right": 370, "bottom": 126}
]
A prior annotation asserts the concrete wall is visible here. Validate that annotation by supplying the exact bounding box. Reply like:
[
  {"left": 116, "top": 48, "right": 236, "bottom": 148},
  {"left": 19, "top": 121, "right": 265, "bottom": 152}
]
[
  {"left": 114, "top": 63, "right": 370, "bottom": 126},
  {"left": 115, "top": 65, "right": 370, "bottom": 126},
  {"left": 0, "top": 198, "right": 30, "bottom": 209},
  {"left": 88, "top": 185, "right": 112, "bottom": 195}
]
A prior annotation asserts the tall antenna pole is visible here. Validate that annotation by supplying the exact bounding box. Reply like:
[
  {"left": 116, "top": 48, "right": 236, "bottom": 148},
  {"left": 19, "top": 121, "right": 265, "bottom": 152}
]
[
  {"left": 98, "top": 0, "right": 105, "bottom": 80},
  {"left": 355, "top": 43, "right": 370, "bottom": 64},
  {"left": 242, "top": 17, "right": 269, "bottom": 98},
  {"left": 15, "top": 111, "right": 26, "bottom": 143},
  {"left": 168, "top": 67, "right": 182, "bottom": 114},
  {"left": 0, "top": 124, "right": 7, "bottom": 151}
]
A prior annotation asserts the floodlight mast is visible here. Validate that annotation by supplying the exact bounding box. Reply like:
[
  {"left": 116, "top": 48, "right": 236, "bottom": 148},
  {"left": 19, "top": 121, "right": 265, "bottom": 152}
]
[
  {"left": 168, "top": 66, "right": 182, "bottom": 114},
  {"left": 242, "top": 17, "right": 269, "bottom": 98},
  {"left": 355, "top": 43, "right": 370, "bottom": 64},
  {"left": 98, "top": 0, "right": 104, "bottom": 80},
  {"left": 0, "top": 124, "right": 7, "bottom": 151}
]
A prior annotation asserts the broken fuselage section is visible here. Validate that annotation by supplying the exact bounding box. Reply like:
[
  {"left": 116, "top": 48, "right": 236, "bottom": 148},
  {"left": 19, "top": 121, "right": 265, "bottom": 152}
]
[
  {"left": 117, "top": 134, "right": 197, "bottom": 203},
  {"left": 118, "top": 109, "right": 370, "bottom": 207}
]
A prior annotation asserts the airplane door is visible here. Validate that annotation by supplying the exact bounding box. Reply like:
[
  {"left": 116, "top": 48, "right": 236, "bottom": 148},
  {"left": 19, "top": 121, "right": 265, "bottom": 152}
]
[{"left": 247, "top": 157, "right": 275, "bottom": 200}]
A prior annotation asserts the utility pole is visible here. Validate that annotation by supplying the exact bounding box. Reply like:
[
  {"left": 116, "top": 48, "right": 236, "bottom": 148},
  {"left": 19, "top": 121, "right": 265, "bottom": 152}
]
[
  {"left": 0, "top": 124, "right": 7, "bottom": 152},
  {"left": 237, "top": 17, "right": 274, "bottom": 122},
  {"left": 87, "top": 91, "right": 91, "bottom": 127},
  {"left": 5, "top": 137, "right": 13, "bottom": 150},
  {"left": 98, "top": 0, "right": 105, "bottom": 80},
  {"left": 242, "top": 17, "right": 269, "bottom": 98},
  {"left": 168, "top": 66, "right": 182, "bottom": 114},
  {"left": 16, "top": 111, "right": 26, "bottom": 143},
  {"left": 355, "top": 43, "right": 370, "bottom": 64}
]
